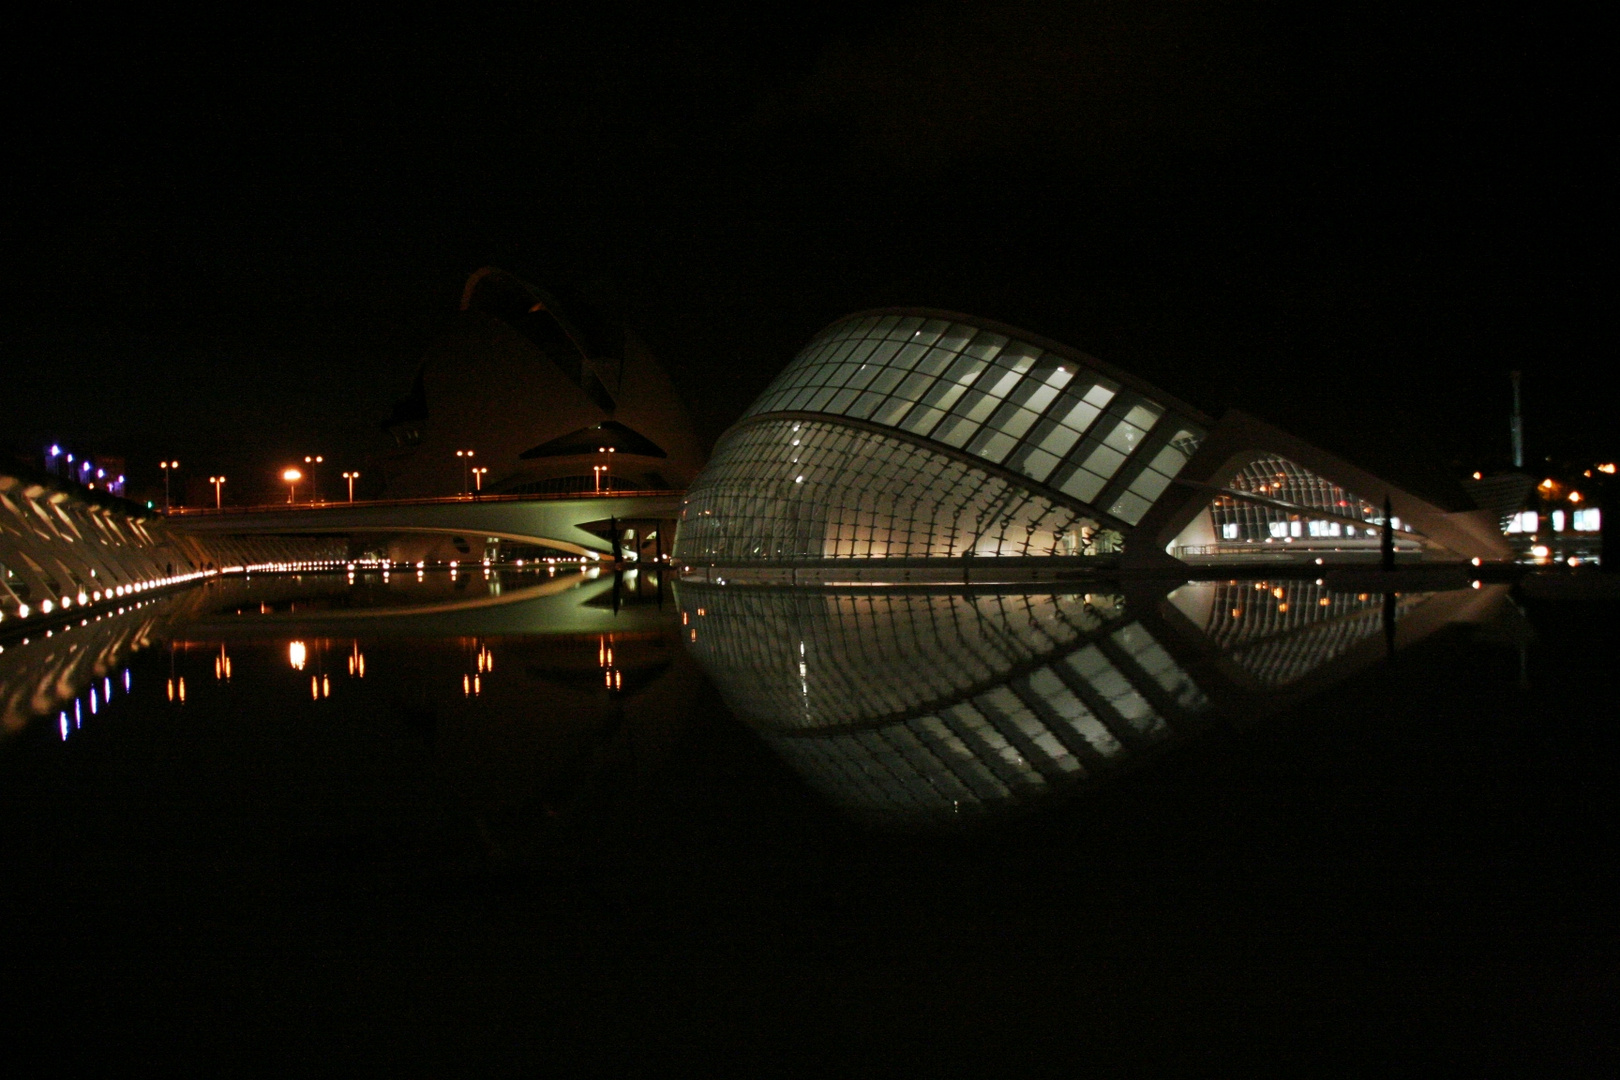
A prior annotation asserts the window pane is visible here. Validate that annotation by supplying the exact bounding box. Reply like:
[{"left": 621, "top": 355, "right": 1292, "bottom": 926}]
[
  {"left": 1052, "top": 398, "right": 1103, "bottom": 434},
  {"left": 1035, "top": 422, "right": 1083, "bottom": 458},
  {"left": 1127, "top": 467, "right": 1173, "bottom": 503},
  {"left": 900, "top": 405, "right": 947, "bottom": 436},
  {"left": 1108, "top": 490, "right": 1154, "bottom": 524},
  {"left": 932, "top": 414, "right": 979, "bottom": 448},
  {"left": 1013, "top": 447, "right": 1060, "bottom": 481},
  {"left": 1080, "top": 441, "right": 1128, "bottom": 477},
  {"left": 1060, "top": 467, "right": 1107, "bottom": 503},
  {"left": 1100, "top": 419, "right": 1147, "bottom": 455}
]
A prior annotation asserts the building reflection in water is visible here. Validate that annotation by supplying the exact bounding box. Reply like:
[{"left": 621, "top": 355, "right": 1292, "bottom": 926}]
[{"left": 678, "top": 578, "right": 1511, "bottom": 827}]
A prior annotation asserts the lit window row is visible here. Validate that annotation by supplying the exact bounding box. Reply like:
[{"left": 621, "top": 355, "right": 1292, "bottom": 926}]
[
  {"left": 740, "top": 314, "right": 1206, "bottom": 525},
  {"left": 675, "top": 418, "right": 1124, "bottom": 561}
]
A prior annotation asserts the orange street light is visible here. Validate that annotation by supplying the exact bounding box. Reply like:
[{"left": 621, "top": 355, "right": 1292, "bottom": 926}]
[
  {"left": 160, "top": 460, "right": 180, "bottom": 511},
  {"left": 341, "top": 470, "right": 360, "bottom": 502},
  {"left": 282, "top": 467, "right": 303, "bottom": 504},
  {"left": 208, "top": 475, "right": 226, "bottom": 509},
  {"left": 303, "top": 456, "right": 324, "bottom": 502},
  {"left": 455, "top": 449, "right": 475, "bottom": 495},
  {"left": 1569, "top": 491, "right": 1583, "bottom": 503},
  {"left": 471, "top": 466, "right": 488, "bottom": 494}
]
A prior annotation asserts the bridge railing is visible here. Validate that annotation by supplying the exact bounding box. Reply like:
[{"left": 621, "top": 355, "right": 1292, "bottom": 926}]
[{"left": 163, "top": 490, "right": 683, "bottom": 517}]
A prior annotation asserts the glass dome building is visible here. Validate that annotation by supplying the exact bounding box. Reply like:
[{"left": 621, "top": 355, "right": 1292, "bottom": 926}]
[{"left": 674, "top": 310, "right": 1506, "bottom": 573}]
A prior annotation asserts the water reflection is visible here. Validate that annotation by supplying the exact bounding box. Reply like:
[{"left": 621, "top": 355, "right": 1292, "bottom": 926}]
[
  {"left": 677, "top": 578, "right": 1514, "bottom": 827},
  {"left": 1, "top": 567, "right": 676, "bottom": 744},
  {"left": 3, "top": 564, "right": 1517, "bottom": 831}
]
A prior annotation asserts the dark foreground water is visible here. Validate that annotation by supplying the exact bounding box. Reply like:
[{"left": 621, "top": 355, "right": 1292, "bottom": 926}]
[{"left": 1, "top": 568, "right": 1614, "bottom": 1070}]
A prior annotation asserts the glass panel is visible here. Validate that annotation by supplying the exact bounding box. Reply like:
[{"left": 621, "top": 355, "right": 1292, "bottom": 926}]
[
  {"left": 1108, "top": 490, "right": 1154, "bottom": 524},
  {"left": 826, "top": 387, "right": 860, "bottom": 414},
  {"left": 900, "top": 405, "right": 946, "bottom": 436},
  {"left": 962, "top": 331, "right": 1010, "bottom": 363},
  {"left": 1059, "top": 467, "right": 1107, "bottom": 504},
  {"left": 911, "top": 320, "right": 951, "bottom": 348},
  {"left": 1013, "top": 447, "right": 1060, "bottom": 482},
  {"left": 934, "top": 323, "right": 976, "bottom": 354},
  {"left": 1123, "top": 402, "right": 1163, "bottom": 430},
  {"left": 931, "top": 414, "right": 979, "bottom": 448},
  {"left": 1079, "top": 441, "right": 1128, "bottom": 477},
  {"left": 805, "top": 386, "right": 839, "bottom": 412},
  {"left": 1147, "top": 442, "right": 1189, "bottom": 476},
  {"left": 1034, "top": 421, "right": 1083, "bottom": 458},
  {"left": 1051, "top": 397, "right": 1103, "bottom": 435},
  {"left": 848, "top": 391, "right": 887, "bottom": 420},
  {"left": 1083, "top": 383, "right": 1118, "bottom": 409},
  {"left": 1101, "top": 419, "right": 1150, "bottom": 455},
  {"left": 870, "top": 395, "right": 915, "bottom": 427},
  {"left": 973, "top": 429, "right": 1018, "bottom": 463},
  {"left": 863, "top": 339, "right": 905, "bottom": 368},
  {"left": 1127, "top": 467, "right": 1173, "bottom": 503}
]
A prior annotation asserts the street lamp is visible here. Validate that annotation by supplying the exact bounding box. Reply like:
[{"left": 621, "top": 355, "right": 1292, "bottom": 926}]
[
  {"left": 342, "top": 471, "right": 361, "bottom": 502},
  {"left": 159, "top": 460, "right": 180, "bottom": 511},
  {"left": 282, "top": 468, "right": 303, "bottom": 504},
  {"left": 455, "top": 449, "right": 475, "bottom": 495},
  {"left": 303, "top": 455, "right": 324, "bottom": 502},
  {"left": 593, "top": 464, "right": 607, "bottom": 494},
  {"left": 471, "top": 466, "right": 488, "bottom": 497},
  {"left": 208, "top": 475, "right": 226, "bottom": 509}
]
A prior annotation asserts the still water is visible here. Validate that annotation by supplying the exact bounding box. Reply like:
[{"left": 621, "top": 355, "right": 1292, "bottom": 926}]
[{"left": 0, "top": 567, "right": 1610, "bottom": 1069}]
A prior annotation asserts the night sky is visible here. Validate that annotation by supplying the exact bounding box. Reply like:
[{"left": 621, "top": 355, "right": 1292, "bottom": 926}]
[{"left": 4, "top": 5, "right": 1609, "bottom": 503}]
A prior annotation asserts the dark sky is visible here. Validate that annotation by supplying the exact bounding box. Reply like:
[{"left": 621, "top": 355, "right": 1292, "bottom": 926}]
[{"left": 3, "top": 4, "right": 1609, "bottom": 501}]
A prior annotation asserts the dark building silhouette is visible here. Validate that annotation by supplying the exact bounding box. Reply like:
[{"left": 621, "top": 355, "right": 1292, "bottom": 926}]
[{"left": 380, "top": 267, "right": 705, "bottom": 499}]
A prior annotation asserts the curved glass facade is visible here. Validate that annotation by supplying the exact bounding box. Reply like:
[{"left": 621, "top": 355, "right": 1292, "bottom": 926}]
[{"left": 676, "top": 311, "right": 1208, "bottom": 567}]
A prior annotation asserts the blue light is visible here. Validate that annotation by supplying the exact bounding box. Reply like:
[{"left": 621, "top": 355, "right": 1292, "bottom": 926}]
[
  {"left": 66, "top": 454, "right": 74, "bottom": 463},
  {"left": 60, "top": 712, "right": 69, "bottom": 740},
  {"left": 97, "top": 469, "right": 105, "bottom": 478},
  {"left": 49, "top": 445, "right": 60, "bottom": 456}
]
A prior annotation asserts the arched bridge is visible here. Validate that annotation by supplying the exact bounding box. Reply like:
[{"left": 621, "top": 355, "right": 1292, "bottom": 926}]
[{"left": 168, "top": 491, "right": 685, "bottom": 561}]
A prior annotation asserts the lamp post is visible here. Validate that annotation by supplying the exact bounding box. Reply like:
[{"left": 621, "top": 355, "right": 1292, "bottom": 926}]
[
  {"left": 342, "top": 471, "right": 360, "bottom": 502},
  {"left": 208, "top": 475, "right": 226, "bottom": 509},
  {"left": 593, "top": 464, "right": 607, "bottom": 494},
  {"left": 283, "top": 467, "right": 303, "bottom": 505},
  {"left": 160, "top": 460, "right": 180, "bottom": 511},
  {"left": 303, "top": 455, "right": 324, "bottom": 503},
  {"left": 470, "top": 466, "right": 487, "bottom": 499},
  {"left": 455, "top": 450, "right": 474, "bottom": 496}
]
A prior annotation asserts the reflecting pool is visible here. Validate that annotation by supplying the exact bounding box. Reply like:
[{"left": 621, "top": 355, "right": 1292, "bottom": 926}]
[{"left": 0, "top": 566, "right": 1608, "bottom": 1070}]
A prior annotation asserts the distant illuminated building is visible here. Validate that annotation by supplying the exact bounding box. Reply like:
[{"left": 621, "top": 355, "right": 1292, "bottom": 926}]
[
  {"left": 379, "top": 267, "right": 705, "bottom": 499},
  {"left": 673, "top": 310, "right": 1507, "bottom": 570}
]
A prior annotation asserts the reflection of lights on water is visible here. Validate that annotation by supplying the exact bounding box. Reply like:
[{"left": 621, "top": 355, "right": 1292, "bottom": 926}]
[
  {"left": 347, "top": 641, "right": 365, "bottom": 677},
  {"left": 598, "top": 634, "right": 622, "bottom": 691},
  {"left": 289, "top": 641, "right": 307, "bottom": 670},
  {"left": 215, "top": 644, "right": 232, "bottom": 680},
  {"left": 90, "top": 687, "right": 98, "bottom": 714}
]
